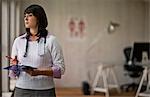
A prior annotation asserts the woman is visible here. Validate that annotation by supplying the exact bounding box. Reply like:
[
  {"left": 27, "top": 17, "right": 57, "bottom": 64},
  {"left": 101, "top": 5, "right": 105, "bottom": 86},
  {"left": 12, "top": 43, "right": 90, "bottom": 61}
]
[{"left": 9, "top": 4, "right": 65, "bottom": 97}]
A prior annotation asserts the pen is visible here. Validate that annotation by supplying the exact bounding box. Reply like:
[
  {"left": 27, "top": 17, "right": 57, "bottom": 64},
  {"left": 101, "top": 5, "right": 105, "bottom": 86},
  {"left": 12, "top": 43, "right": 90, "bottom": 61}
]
[
  {"left": 6, "top": 56, "right": 18, "bottom": 65},
  {"left": 5, "top": 56, "right": 13, "bottom": 60},
  {"left": 6, "top": 56, "right": 17, "bottom": 61}
]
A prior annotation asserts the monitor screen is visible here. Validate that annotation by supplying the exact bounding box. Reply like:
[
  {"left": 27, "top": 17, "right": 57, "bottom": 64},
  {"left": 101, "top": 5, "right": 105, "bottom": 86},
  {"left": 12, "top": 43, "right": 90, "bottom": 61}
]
[{"left": 132, "top": 42, "right": 150, "bottom": 62}]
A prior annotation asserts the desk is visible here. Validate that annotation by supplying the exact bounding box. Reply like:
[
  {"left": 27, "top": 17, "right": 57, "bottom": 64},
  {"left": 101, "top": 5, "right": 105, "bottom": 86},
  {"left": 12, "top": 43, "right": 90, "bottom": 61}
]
[{"left": 135, "top": 63, "right": 150, "bottom": 97}]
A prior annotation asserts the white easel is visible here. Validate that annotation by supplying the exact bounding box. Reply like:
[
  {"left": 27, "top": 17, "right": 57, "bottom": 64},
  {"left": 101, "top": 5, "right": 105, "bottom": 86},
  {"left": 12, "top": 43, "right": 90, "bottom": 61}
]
[
  {"left": 91, "top": 64, "right": 120, "bottom": 97},
  {"left": 135, "top": 52, "right": 150, "bottom": 97}
]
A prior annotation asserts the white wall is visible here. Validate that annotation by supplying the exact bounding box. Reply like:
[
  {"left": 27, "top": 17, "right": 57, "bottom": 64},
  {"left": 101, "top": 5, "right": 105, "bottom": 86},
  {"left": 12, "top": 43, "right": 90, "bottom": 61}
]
[
  {"left": 2, "top": 0, "right": 21, "bottom": 92},
  {"left": 148, "top": 2, "right": 150, "bottom": 41},
  {"left": 0, "top": 0, "right": 2, "bottom": 95},
  {"left": 20, "top": 0, "right": 148, "bottom": 87},
  {"left": 2, "top": 0, "right": 10, "bottom": 91}
]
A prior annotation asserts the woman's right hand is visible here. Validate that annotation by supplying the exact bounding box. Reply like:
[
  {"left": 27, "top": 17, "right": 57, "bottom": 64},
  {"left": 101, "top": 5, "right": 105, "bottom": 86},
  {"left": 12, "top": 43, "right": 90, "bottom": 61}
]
[{"left": 10, "top": 56, "right": 18, "bottom": 65}]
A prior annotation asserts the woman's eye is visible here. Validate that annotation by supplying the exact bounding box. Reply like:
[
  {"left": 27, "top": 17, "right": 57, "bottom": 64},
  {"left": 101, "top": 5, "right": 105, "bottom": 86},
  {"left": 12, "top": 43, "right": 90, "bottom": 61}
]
[
  {"left": 24, "top": 14, "right": 33, "bottom": 18},
  {"left": 29, "top": 14, "right": 33, "bottom": 16}
]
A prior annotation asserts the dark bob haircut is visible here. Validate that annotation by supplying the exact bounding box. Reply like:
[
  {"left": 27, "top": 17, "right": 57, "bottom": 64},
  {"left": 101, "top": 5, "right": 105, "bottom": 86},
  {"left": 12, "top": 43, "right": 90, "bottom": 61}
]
[{"left": 24, "top": 4, "right": 48, "bottom": 37}]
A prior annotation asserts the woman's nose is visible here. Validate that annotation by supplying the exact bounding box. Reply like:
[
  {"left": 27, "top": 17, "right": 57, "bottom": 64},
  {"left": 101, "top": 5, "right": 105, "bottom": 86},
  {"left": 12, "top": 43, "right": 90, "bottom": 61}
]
[{"left": 24, "top": 16, "right": 28, "bottom": 21}]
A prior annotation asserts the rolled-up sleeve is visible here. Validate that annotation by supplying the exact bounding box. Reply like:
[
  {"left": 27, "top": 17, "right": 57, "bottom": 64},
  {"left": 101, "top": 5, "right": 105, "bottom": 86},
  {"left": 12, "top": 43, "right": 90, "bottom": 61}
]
[
  {"left": 52, "top": 65, "right": 61, "bottom": 78},
  {"left": 9, "top": 38, "right": 18, "bottom": 79},
  {"left": 9, "top": 70, "right": 17, "bottom": 79},
  {"left": 48, "top": 36, "right": 65, "bottom": 78}
]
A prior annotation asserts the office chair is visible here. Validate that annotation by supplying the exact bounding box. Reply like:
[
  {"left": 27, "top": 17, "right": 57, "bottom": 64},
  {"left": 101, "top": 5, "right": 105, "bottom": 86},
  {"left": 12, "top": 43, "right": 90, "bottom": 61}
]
[{"left": 121, "top": 47, "right": 144, "bottom": 92}]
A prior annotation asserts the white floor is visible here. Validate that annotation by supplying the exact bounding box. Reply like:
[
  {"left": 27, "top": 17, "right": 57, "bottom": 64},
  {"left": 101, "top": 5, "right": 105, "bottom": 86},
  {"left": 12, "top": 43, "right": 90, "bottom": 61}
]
[
  {"left": 2, "top": 92, "right": 12, "bottom": 97},
  {"left": 2, "top": 79, "right": 15, "bottom": 97}
]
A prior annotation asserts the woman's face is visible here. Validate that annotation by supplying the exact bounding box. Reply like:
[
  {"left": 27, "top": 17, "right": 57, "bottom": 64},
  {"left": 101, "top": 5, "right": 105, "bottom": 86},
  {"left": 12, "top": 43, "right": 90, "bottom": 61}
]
[{"left": 24, "top": 13, "right": 38, "bottom": 29}]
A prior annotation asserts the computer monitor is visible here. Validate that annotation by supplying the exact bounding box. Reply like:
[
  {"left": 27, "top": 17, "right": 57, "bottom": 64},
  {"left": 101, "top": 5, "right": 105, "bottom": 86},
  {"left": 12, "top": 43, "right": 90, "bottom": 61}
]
[{"left": 132, "top": 42, "right": 150, "bottom": 62}]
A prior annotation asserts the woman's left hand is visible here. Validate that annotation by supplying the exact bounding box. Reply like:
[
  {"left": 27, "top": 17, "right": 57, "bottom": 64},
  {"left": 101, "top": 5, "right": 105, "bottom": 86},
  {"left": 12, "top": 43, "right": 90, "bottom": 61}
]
[
  {"left": 25, "top": 67, "right": 53, "bottom": 76},
  {"left": 25, "top": 69, "right": 39, "bottom": 76}
]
